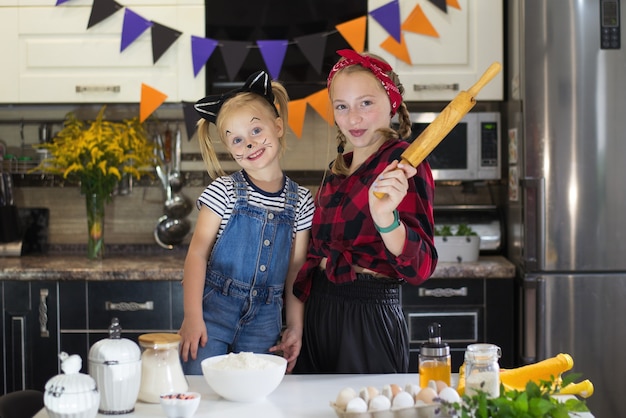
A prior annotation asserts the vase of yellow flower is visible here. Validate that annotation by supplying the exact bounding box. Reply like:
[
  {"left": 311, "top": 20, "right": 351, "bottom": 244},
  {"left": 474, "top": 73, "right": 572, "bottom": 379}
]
[{"left": 33, "top": 106, "right": 156, "bottom": 259}]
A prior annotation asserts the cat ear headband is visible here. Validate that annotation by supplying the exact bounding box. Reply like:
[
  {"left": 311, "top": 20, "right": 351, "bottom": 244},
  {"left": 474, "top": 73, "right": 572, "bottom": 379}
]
[
  {"left": 327, "top": 49, "right": 402, "bottom": 116},
  {"left": 194, "top": 70, "right": 278, "bottom": 124}
]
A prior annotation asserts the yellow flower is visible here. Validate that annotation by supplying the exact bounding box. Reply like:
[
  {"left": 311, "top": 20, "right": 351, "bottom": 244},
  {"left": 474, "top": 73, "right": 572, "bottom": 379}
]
[{"left": 33, "top": 105, "right": 156, "bottom": 199}]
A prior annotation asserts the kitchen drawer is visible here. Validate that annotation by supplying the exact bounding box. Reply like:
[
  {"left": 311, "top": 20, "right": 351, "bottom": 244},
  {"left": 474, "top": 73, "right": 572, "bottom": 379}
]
[
  {"left": 402, "top": 279, "right": 484, "bottom": 307},
  {"left": 60, "top": 281, "right": 177, "bottom": 331},
  {"left": 406, "top": 308, "right": 484, "bottom": 345}
]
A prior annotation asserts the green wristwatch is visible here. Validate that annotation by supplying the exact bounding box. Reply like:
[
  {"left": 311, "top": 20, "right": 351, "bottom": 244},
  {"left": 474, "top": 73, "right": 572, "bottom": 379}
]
[{"left": 374, "top": 210, "right": 401, "bottom": 233}]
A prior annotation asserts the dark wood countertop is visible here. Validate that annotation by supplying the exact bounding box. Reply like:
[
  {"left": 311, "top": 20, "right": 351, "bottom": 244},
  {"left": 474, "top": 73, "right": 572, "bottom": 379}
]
[{"left": 0, "top": 254, "right": 515, "bottom": 281}]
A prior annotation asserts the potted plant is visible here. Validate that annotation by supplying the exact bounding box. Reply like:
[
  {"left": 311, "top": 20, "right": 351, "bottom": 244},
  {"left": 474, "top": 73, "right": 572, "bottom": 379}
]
[{"left": 434, "top": 223, "right": 481, "bottom": 262}]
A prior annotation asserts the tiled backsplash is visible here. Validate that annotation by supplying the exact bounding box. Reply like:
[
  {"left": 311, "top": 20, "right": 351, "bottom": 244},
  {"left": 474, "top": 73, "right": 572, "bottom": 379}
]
[{"left": 2, "top": 104, "right": 506, "bottom": 250}]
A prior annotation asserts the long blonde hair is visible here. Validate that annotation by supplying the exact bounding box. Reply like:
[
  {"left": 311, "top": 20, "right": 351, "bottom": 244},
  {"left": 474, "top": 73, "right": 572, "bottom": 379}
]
[
  {"left": 196, "top": 81, "right": 290, "bottom": 179},
  {"left": 329, "top": 53, "right": 412, "bottom": 176}
]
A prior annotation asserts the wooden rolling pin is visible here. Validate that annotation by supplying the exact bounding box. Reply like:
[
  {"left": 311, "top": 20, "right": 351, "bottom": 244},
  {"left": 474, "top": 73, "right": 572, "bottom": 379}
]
[{"left": 374, "top": 61, "right": 502, "bottom": 198}]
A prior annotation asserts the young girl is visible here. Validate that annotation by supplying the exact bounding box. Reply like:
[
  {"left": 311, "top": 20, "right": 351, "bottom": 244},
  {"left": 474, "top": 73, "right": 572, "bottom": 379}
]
[
  {"left": 179, "top": 70, "right": 314, "bottom": 374},
  {"left": 293, "top": 50, "right": 438, "bottom": 374}
]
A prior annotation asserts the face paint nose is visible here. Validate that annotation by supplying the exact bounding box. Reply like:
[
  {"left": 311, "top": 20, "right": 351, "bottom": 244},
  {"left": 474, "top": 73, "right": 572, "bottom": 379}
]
[{"left": 247, "top": 144, "right": 252, "bottom": 149}]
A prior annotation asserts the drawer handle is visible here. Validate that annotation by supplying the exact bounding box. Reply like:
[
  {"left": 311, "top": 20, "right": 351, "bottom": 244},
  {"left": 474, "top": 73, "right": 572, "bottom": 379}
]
[
  {"left": 413, "top": 83, "right": 460, "bottom": 92},
  {"left": 105, "top": 301, "right": 154, "bottom": 311},
  {"left": 418, "top": 286, "right": 468, "bottom": 297},
  {"left": 75, "top": 85, "right": 121, "bottom": 93},
  {"left": 39, "top": 288, "right": 50, "bottom": 337}
]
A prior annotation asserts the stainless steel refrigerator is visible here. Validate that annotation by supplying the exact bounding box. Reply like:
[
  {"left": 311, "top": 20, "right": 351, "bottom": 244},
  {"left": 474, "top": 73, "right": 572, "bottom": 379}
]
[{"left": 506, "top": 1, "right": 626, "bottom": 416}]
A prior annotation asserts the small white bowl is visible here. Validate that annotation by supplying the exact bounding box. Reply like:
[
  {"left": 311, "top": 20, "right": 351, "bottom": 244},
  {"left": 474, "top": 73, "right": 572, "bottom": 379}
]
[
  {"left": 159, "top": 392, "right": 201, "bottom": 418},
  {"left": 201, "top": 353, "right": 287, "bottom": 402}
]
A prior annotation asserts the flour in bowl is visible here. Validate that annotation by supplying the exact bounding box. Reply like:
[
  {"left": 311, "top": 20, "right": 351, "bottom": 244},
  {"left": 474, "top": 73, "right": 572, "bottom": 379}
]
[{"left": 211, "top": 352, "right": 276, "bottom": 370}]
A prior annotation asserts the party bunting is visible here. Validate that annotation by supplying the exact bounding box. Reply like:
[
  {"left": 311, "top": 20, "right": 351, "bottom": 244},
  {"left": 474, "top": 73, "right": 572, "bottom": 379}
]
[
  {"left": 402, "top": 4, "right": 439, "bottom": 38},
  {"left": 140, "top": 83, "right": 168, "bottom": 123},
  {"left": 428, "top": 0, "right": 447, "bottom": 13},
  {"left": 306, "top": 89, "right": 333, "bottom": 126},
  {"left": 447, "top": 0, "right": 461, "bottom": 10},
  {"left": 87, "top": 0, "right": 123, "bottom": 29},
  {"left": 120, "top": 8, "right": 153, "bottom": 52},
  {"left": 287, "top": 99, "right": 308, "bottom": 139},
  {"left": 150, "top": 22, "right": 183, "bottom": 64},
  {"left": 257, "top": 40, "right": 288, "bottom": 80},
  {"left": 55, "top": 0, "right": 71, "bottom": 5},
  {"left": 182, "top": 101, "right": 201, "bottom": 141},
  {"left": 369, "top": 0, "right": 402, "bottom": 43},
  {"left": 220, "top": 40, "right": 251, "bottom": 81},
  {"left": 294, "top": 33, "right": 327, "bottom": 75},
  {"left": 191, "top": 36, "right": 218, "bottom": 77},
  {"left": 335, "top": 16, "right": 367, "bottom": 53},
  {"left": 380, "top": 33, "right": 412, "bottom": 64}
]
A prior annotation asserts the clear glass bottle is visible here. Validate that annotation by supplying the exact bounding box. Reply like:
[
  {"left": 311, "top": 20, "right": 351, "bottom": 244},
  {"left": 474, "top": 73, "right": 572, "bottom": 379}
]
[
  {"left": 464, "top": 343, "right": 502, "bottom": 398},
  {"left": 419, "top": 323, "right": 451, "bottom": 388},
  {"left": 137, "top": 333, "right": 188, "bottom": 403}
]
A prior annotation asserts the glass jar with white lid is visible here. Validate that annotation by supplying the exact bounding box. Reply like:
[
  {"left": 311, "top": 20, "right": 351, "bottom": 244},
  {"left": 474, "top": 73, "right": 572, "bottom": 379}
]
[{"left": 137, "top": 333, "right": 188, "bottom": 403}]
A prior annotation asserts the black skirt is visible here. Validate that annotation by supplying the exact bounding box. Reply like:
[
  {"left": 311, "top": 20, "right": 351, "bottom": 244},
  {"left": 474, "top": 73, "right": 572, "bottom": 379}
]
[{"left": 293, "top": 268, "right": 409, "bottom": 374}]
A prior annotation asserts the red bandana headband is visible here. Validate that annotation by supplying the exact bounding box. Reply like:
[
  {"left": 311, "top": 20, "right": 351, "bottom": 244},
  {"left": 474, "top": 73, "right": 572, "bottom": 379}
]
[{"left": 327, "top": 49, "right": 402, "bottom": 116}]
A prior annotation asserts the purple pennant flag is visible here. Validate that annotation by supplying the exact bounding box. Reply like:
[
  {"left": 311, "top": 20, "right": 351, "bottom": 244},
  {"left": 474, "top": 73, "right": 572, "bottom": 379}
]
[
  {"left": 182, "top": 101, "right": 201, "bottom": 141},
  {"left": 428, "top": 0, "right": 448, "bottom": 13},
  {"left": 369, "top": 0, "right": 402, "bottom": 43},
  {"left": 120, "top": 8, "right": 153, "bottom": 52},
  {"left": 191, "top": 36, "right": 218, "bottom": 77},
  {"left": 294, "top": 33, "right": 327, "bottom": 75},
  {"left": 55, "top": 0, "right": 72, "bottom": 5},
  {"left": 256, "top": 40, "right": 288, "bottom": 80},
  {"left": 220, "top": 40, "right": 251, "bottom": 81},
  {"left": 87, "top": 0, "right": 123, "bottom": 29},
  {"left": 151, "top": 22, "right": 183, "bottom": 64}
]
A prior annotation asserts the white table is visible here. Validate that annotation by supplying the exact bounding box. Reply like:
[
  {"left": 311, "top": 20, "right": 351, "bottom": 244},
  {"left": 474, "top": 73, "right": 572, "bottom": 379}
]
[{"left": 34, "top": 374, "right": 594, "bottom": 418}]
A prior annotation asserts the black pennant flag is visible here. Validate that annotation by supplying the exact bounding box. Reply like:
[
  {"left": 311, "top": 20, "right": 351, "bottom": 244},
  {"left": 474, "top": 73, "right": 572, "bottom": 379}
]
[
  {"left": 294, "top": 33, "right": 327, "bottom": 75},
  {"left": 220, "top": 40, "right": 251, "bottom": 81},
  {"left": 151, "top": 22, "right": 183, "bottom": 64},
  {"left": 87, "top": 0, "right": 123, "bottom": 29}
]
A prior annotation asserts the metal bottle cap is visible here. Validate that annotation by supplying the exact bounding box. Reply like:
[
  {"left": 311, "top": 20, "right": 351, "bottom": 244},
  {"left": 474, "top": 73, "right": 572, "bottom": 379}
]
[{"left": 420, "top": 322, "right": 450, "bottom": 357}]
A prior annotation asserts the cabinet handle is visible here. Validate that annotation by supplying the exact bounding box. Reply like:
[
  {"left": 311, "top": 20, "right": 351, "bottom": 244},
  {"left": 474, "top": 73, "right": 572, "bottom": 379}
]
[
  {"left": 11, "top": 316, "right": 26, "bottom": 389},
  {"left": 39, "top": 288, "right": 50, "bottom": 337},
  {"left": 105, "top": 301, "right": 154, "bottom": 311},
  {"left": 418, "top": 286, "right": 468, "bottom": 297},
  {"left": 75, "top": 85, "right": 121, "bottom": 93},
  {"left": 413, "top": 83, "right": 460, "bottom": 92}
]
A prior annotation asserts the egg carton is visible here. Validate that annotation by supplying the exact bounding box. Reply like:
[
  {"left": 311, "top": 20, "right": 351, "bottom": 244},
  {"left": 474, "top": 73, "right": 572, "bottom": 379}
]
[{"left": 330, "top": 402, "right": 454, "bottom": 418}]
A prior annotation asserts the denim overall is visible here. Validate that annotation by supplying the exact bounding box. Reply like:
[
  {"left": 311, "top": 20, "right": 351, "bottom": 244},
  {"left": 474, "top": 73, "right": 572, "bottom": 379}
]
[{"left": 183, "top": 171, "right": 298, "bottom": 375}]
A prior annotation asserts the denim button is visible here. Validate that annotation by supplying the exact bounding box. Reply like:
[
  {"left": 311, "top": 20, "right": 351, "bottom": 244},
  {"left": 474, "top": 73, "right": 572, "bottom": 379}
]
[
  {"left": 268, "top": 213, "right": 275, "bottom": 220},
  {"left": 264, "top": 239, "right": 270, "bottom": 246},
  {"left": 252, "top": 289, "right": 258, "bottom": 296},
  {"left": 259, "top": 265, "right": 267, "bottom": 272}
]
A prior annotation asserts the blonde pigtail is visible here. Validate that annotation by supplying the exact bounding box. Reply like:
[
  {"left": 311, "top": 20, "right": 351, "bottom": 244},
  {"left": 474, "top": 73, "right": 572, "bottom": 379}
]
[{"left": 196, "top": 119, "right": 226, "bottom": 180}]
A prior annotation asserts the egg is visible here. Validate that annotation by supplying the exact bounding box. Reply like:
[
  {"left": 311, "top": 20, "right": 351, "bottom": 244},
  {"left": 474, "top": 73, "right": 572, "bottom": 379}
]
[
  {"left": 438, "top": 387, "right": 461, "bottom": 404},
  {"left": 404, "top": 383, "right": 421, "bottom": 398},
  {"left": 335, "top": 387, "right": 357, "bottom": 410},
  {"left": 358, "top": 386, "right": 379, "bottom": 403},
  {"left": 345, "top": 396, "right": 368, "bottom": 413},
  {"left": 381, "top": 383, "right": 402, "bottom": 400},
  {"left": 391, "top": 390, "right": 415, "bottom": 410},
  {"left": 415, "top": 386, "right": 438, "bottom": 404},
  {"left": 368, "top": 394, "right": 391, "bottom": 412},
  {"left": 435, "top": 380, "right": 449, "bottom": 393},
  {"left": 427, "top": 380, "right": 438, "bottom": 392}
]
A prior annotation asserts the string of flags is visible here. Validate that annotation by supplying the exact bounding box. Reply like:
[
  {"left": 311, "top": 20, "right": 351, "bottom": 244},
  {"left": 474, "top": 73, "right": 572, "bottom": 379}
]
[{"left": 55, "top": 0, "right": 462, "bottom": 138}]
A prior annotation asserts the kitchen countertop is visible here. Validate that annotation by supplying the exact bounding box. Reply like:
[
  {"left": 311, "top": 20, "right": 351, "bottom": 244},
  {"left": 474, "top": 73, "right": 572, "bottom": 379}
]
[
  {"left": 0, "top": 255, "right": 515, "bottom": 281},
  {"left": 32, "top": 374, "right": 593, "bottom": 418}
]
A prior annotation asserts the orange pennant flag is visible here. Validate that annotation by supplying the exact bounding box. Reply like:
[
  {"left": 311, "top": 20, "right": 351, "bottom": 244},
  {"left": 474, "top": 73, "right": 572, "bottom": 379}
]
[
  {"left": 447, "top": 0, "right": 462, "bottom": 10},
  {"left": 402, "top": 4, "right": 439, "bottom": 38},
  {"left": 335, "top": 16, "right": 367, "bottom": 53},
  {"left": 306, "top": 88, "right": 334, "bottom": 126},
  {"left": 287, "top": 98, "right": 308, "bottom": 139},
  {"left": 140, "top": 83, "right": 168, "bottom": 122},
  {"left": 380, "top": 33, "right": 412, "bottom": 65}
]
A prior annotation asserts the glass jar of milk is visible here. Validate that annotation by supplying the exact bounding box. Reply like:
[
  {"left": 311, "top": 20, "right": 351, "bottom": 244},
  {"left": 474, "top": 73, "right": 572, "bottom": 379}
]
[
  {"left": 137, "top": 333, "right": 188, "bottom": 403},
  {"left": 464, "top": 343, "right": 502, "bottom": 398}
]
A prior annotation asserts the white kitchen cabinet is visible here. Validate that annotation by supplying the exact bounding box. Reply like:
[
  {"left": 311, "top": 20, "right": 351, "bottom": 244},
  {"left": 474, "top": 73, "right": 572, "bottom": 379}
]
[
  {"left": 0, "top": 0, "right": 204, "bottom": 103},
  {"left": 367, "top": 0, "right": 503, "bottom": 101}
]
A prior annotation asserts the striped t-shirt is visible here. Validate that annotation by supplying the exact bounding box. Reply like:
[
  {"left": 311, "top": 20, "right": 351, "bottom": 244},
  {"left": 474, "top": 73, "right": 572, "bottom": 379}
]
[{"left": 197, "top": 171, "right": 315, "bottom": 238}]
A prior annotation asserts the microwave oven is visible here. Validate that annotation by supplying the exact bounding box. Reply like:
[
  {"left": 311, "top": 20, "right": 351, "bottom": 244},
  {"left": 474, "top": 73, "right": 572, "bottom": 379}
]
[{"left": 402, "top": 111, "right": 501, "bottom": 181}]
